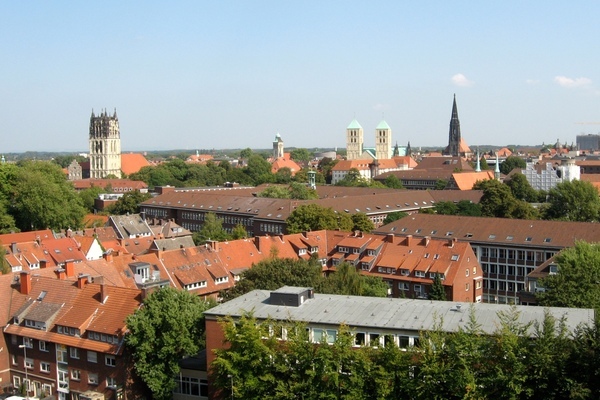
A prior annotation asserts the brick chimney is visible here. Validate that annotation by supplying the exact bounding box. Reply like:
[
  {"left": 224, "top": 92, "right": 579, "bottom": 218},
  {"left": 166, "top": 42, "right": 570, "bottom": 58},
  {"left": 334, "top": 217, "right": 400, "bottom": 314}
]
[
  {"left": 449, "top": 237, "right": 457, "bottom": 248},
  {"left": 20, "top": 271, "right": 31, "bottom": 295},
  {"left": 11, "top": 242, "right": 17, "bottom": 254},
  {"left": 77, "top": 274, "right": 89, "bottom": 289},
  {"left": 100, "top": 283, "right": 108, "bottom": 304},
  {"left": 65, "top": 260, "right": 75, "bottom": 278},
  {"left": 40, "top": 259, "right": 48, "bottom": 269},
  {"left": 387, "top": 233, "right": 395, "bottom": 244},
  {"left": 422, "top": 236, "right": 431, "bottom": 247},
  {"left": 403, "top": 235, "right": 413, "bottom": 246},
  {"left": 254, "top": 236, "right": 261, "bottom": 252},
  {"left": 103, "top": 251, "right": 113, "bottom": 262},
  {"left": 55, "top": 268, "right": 66, "bottom": 280}
]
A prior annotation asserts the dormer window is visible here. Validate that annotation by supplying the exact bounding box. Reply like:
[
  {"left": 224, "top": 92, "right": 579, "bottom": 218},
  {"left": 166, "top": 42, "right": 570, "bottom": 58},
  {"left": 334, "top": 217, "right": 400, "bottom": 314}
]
[
  {"left": 415, "top": 271, "right": 426, "bottom": 278},
  {"left": 310, "top": 246, "right": 318, "bottom": 253},
  {"left": 549, "top": 265, "right": 558, "bottom": 275},
  {"left": 298, "top": 249, "right": 307, "bottom": 255}
]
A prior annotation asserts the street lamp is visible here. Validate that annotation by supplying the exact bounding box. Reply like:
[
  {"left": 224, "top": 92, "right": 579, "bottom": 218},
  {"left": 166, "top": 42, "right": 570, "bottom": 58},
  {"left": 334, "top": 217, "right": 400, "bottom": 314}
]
[
  {"left": 227, "top": 374, "right": 233, "bottom": 399},
  {"left": 18, "top": 343, "right": 29, "bottom": 399}
]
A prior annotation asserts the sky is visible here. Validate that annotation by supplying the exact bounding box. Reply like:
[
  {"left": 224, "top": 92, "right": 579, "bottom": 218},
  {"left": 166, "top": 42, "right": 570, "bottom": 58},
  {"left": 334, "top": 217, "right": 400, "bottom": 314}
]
[{"left": 1, "top": 1, "right": 599, "bottom": 153}]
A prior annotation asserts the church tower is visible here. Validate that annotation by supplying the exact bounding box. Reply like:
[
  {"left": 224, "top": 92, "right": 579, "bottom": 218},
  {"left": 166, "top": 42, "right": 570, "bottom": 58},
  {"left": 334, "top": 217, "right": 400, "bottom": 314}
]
[
  {"left": 273, "top": 133, "right": 284, "bottom": 159},
  {"left": 89, "top": 109, "right": 122, "bottom": 178},
  {"left": 445, "top": 94, "right": 461, "bottom": 157},
  {"left": 346, "top": 119, "right": 363, "bottom": 160},
  {"left": 375, "top": 120, "right": 392, "bottom": 160}
]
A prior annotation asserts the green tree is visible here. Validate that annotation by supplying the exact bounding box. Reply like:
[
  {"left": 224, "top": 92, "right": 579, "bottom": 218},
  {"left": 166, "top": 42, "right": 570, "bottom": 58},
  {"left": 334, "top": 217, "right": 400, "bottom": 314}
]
[
  {"left": 288, "top": 182, "right": 318, "bottom": 200},
  {"left": 192, "top": 212, "right": 231, "bottom": 245},
  {"left": 544, "top": 179, "right": 600, "bottom": 222},
  {"left": 78, "top": 185, "right": 106, "bottom": 212},
  {"left": 258, "top": 185, "right": 291, "bottom": 199},
  {"left": 434, "top": 201, "right": 458, "bottom": 215},
  {"left": 290, "top": 148, "right": 312, "bottom": 163},
  {"left": 382, "top": 211, "right": 408, "bottom": 225},
  {"left": 351, "top": 212, "right": 375, "bottom": 233},
  {"left": 428, "top": 274, "right": 447, "bottom": 300},
  {"left": 231, "top": 224, "right": 248, "bottom": 240},
  {"left": 500, "top": 155, "right": 526, "bottom": 175},
  {"left": 537, "top": 241, "right": 600, "bottom": 309},
  {"left": 239, "top": 147, "right": 253, "bottom": 159},
  {"left": 274, "top": 167, "right": 292, "bottom": 184},
  {"left": 286, "top": 204, "right": 353, "bottom": 233},
  {"left": 10, "top": 161, "right": 86, "bottom": 230},
  {"left": 505, "top": 173, "right": 539, "bottom": 202},
  {"left": 455, "top": 200, "right": 483, "bottom": 216},
  {"left": 435, "top": 179, "right": 448, "bottom": 190},
  {"left": 479, "top": 156, "right": 490, "bottom": 170},
  {"left": 244, "top": 154, "right": 274, "bottom": 184},
  {"left": 474, "top": 179, "right": 536, "bottom": 219},
  {"left": 106, "top": 190, "right": 152, "bottom": 215},
  {"left": 222, "top": 257, "right": 324, "bottom": 301},
  {"left": 321, "top": 262, "right": 388, "bottom": 297},
  {"left": 384, "top": 174, "right": 404, "bottom": 189},
  {"left": 125, "top": 287, "right": 215, "bottom": 400}
]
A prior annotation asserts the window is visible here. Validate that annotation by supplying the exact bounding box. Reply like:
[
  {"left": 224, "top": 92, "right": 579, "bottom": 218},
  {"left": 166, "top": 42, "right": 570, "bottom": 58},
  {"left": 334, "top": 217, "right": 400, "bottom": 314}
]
[
  {"left": 39, "top": 341, "right": 49, "bottom": 352},
  {"left": 70, "top": 347, "right": 80, "bottom": 359},
  {"left": 398, "top": 335, "right": 410, "bottom": 349},
  {"left": 88, "top": 372, "right": 99, "bottom": 385},
  {"left": 465, "top": 269, "right": 470, "bottom": 277},
  {"left": 11, "top": 354, "right": 17, "bottom": 365},
  {"left": 40, "top": 362, "right": 50, "bottom": 373},
  {"left": 354, "top": 332, "right": 366, "bottom": 346},
  {"left": 466, "top": 283, "right": 470, "bottom": 291},
  {"left": 87, "top": 351, "right": 97, "bottom": 363},
  {"left": 107, "top": 377, "right": 117, "bottom": 388},
  {"left": 25, "top": 357, "right": 34, "bottom": 369},
  {"left": 369, "top": 333, "right": 381, "bottom": 347},
  {"left": 71, "top": 370, "right": 81, "bottom": 381},
  {"left": 23, "top": 337, "right": 33, "bottom": 348},
  {"left": 105, "top": 355, "right": 116, "bottom": 367},
  {"left": 398, "top": 282, "right": 409, "bottom": 291},
  {"left": 400, "top": 269, "right": 409, "bottom": 276},
  {"left": 415, "top": 271, "right": 425, "bottom": 278},
  {"left": 56, "top": 344, "right": 67, "bottom": 363},
  {"left": 476, "top": 280, "right": 482, "bottom": 289}
]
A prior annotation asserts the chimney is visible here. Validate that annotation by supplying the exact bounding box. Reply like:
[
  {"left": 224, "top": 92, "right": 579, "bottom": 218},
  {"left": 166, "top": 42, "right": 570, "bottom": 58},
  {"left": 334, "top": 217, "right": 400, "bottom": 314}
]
[
  {"left": 100, "top": 283, "right": 108, "bottom": 304},
  {"left": 55, "top": 268, "right": 66, "bottom": 280},
  {"left": 77, "top": 274, "right": 89, "bottom": 289},
  {"left": 103, "top": 251, "right": 113, "bottom": 263},
  {"left": 140, "top": 211, "right": 146, "bottom": 221},
  {"left": 449, "top": 237, "right": 457, "bottom": 248},
  {"left": 11, "top": 242, "right": 17, "bottom": 254},
  {"left": 65, "top": 260, "right": 75, "bottom": 278},
  {"left": 20, "top": 271, "right": 31, "bottom": 295},
  {"left": 423, "top": 236, "right": 431, "bottom": 247},
  {"left": 254, "top": 236, "right": 261, "bottom": 252},
  {"left": 386, "top": 233, "right": 395, "bottom": 244},
  {"left": 404, "top": 235, "right": 412, "bottom": 246},
  {"left": 40, "top": 259, "right": 47, "bottom": 269}
]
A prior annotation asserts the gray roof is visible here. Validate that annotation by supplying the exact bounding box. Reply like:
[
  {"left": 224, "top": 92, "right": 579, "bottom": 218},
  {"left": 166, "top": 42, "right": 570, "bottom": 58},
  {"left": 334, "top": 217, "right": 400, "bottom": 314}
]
[
  {"left": 109, "top": 214, "right": 153, "bottom": 239},
  {"left": 153, "top": 236, "right": 195, "bottom": 251},
  {"left": 205, "top": 289, "right": 594, "bottom": 336}
]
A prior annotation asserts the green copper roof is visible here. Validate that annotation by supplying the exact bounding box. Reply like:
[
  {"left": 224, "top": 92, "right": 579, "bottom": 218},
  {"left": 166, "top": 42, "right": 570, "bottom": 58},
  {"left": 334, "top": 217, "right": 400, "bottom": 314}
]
[
  {"left": 347, "top": 119, "right": 362, "bottom": 129},
  {"left": 376, "top": 120, "right": 391, "bottom": 130}
]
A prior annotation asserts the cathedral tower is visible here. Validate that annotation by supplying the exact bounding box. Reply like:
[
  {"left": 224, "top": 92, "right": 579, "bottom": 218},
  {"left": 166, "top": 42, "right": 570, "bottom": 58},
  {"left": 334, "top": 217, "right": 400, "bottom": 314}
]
[
  {"left": 273, "top": 133, "right": 284, "bottom": 159},
  {"left": 89, "top": 109, "right": 122, "bottom": 178},
  {"left": 375, "top": 120, "right": 392, "bottom": 160},
  {"left": 346, "top": 119, "right": 363, "bottom": 160},
  {"left": 445, "top": 94, "right": 461, "bottom": 157}
]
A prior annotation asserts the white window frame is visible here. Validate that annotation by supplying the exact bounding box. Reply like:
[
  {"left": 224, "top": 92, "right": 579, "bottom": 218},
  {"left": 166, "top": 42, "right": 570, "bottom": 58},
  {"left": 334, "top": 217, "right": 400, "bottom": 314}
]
[
  {"left": 105, "top": 355, "right": 116, "bottom": 367},
  {"left": 39, "top": 340, "right": 49, "bottom": 352},
  {"left": 87, "top": 351, "right": 97, "bottom": 363},
  {"left": 70, "top": 347, "right": 80, "bottom": 359},
  {"left": 71, "top": 369, "right": 81, "bottom": 381},
  {"left": 40, "top": 361, "right": 50, "bottom": 373},
  {"left": 88, "top": 372, "right": 99, "bottom": 385},
  {"left": 23, "top": 337, "right": 33, "bottom": 348},
  {"left": 25, "top": 357, "right": 34, "bottom": 369}
]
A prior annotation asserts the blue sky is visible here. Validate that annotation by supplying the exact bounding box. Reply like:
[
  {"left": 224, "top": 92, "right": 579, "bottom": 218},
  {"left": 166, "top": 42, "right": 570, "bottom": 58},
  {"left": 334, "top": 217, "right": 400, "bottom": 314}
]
[{"left": 1, "top": 1, "right": 599, "bottom": 153}]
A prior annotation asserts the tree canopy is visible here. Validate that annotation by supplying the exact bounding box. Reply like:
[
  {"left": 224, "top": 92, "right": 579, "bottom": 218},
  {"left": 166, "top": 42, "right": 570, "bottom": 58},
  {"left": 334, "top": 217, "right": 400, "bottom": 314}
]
[
  {"left": 286, "top": 204, "right": 353, "bottom": 233},
  {"left": 106, "top": 190, "right": 152, "bottom": 215},
  {"left": 544, "top": 179, "right": 600, "bottom": 222},
  {"left": 537, "top": 241, "right": 600, "bottom": 309},
  {"left": 0, "top": 161, "right": 86, "bottom": 231},
  {"left": 192, "top": 212, "right": 231, "bottom": 244},
  {"left": 474, "top": 179, "right": 537, "bottom": 219},
  {"left": 125, "top": 287, "right": 215, "bottom": 400},
  {"left": 500, "top": 155, "right": 527, "bottom": 175}
]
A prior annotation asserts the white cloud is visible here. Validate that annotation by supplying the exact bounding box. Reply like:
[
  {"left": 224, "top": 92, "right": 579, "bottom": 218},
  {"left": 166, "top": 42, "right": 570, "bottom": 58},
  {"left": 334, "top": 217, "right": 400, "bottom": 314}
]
[
  {"left": 451, "top": 73, "right": 474, "bottom": 87},
  {"left": 554, "top": 75, "right": 592, "bottom": 88}
]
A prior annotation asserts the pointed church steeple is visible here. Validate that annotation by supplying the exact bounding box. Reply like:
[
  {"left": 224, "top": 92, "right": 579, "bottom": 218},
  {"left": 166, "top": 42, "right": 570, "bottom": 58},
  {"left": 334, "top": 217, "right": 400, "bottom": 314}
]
[
  {"left": 407, "top": 141, "right": 412, "bottom": 156},
  {"left": 494, "top": 152, "right": 501, "bottom": 180},
  {"left": 475, "top": 147, "right": 481, "bottom": 172},
  {"left": 444, "top": 94, "right": 461, "bottom": 157},
  {"left": 392, "top": 142, "right": 399, "bottom": 157}
]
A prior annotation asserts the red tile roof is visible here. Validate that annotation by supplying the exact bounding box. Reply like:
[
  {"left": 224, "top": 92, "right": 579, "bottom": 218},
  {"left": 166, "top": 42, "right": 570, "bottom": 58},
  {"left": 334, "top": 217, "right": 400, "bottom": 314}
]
[{"left": 121, "top": 153, "right": 151, "bottom": 175}]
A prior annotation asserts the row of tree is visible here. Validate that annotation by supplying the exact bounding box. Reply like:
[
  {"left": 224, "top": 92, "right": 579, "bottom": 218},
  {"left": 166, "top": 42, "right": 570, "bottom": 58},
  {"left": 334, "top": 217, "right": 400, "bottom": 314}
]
[{"left": 211, "top": 308, "right": 600, "bottom": 399}]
